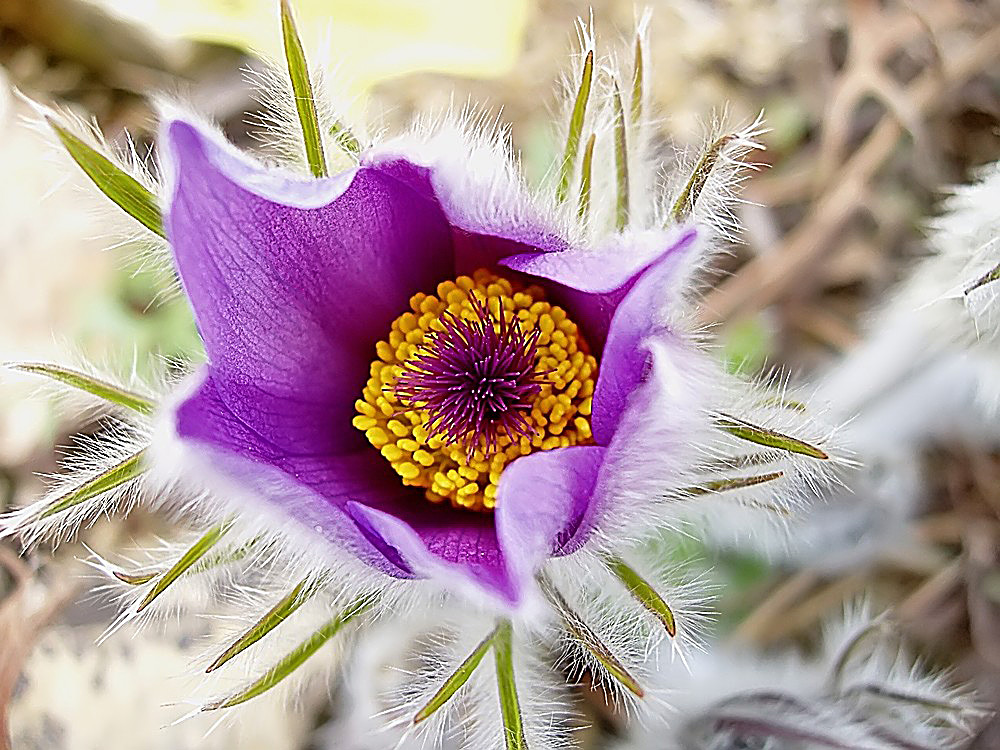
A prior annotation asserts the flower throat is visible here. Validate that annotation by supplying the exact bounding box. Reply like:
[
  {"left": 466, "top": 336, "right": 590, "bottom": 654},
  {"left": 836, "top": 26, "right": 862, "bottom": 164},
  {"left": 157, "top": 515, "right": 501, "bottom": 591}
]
[{"left": 353, "top": 269, "right": 597, "bottom": 512}]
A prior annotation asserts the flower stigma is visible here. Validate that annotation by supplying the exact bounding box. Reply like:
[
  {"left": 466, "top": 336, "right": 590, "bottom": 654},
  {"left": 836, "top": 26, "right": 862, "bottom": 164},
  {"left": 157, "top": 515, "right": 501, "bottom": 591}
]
[{"left": 354, "top": 269, "right": 597, "bottom": 512}]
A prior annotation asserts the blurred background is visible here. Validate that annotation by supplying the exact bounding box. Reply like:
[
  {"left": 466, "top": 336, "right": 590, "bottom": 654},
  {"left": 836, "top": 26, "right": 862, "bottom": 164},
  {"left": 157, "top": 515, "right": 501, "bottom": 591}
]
[{"left": 0, "top": 0, "right": 998, "bottom": 748}]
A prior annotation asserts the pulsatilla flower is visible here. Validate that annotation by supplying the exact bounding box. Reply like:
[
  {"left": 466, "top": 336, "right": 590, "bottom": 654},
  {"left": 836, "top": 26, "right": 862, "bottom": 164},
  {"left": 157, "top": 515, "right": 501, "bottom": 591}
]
[
  {"left": 161, "top": 110, "right": 695, "bottom": 602},
  {"left": 2, "top": 5, "right": 847, "bottom": 747}
]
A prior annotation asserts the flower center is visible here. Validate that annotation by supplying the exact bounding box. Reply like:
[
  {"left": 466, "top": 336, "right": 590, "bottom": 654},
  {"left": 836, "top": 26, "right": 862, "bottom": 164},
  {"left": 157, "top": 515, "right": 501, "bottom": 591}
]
[{"left": 353, "top": 269, "right": 597, "bottom": 512}]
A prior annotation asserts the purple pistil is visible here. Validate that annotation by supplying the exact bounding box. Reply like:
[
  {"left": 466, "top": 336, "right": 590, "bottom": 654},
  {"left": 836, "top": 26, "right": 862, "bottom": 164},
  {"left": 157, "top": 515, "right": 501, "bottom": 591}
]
[{"left": 394, "top": 294, "right": 548, "bottom": 455}]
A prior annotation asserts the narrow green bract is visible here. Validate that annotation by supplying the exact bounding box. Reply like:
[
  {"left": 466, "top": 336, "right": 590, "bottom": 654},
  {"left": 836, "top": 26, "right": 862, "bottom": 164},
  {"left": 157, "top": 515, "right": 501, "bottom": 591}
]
[
  {"left": 205, "top": 595, "right": 373, "bottom": 710},
  {"left": 606, "top": 557, "right": 676, "bottom": 637},
  {"left": 670, "top": 133, "right": 734, "bottom": 224},
  {"left": 280, "top": 0, "right": 327, "bottom": 178},
  {"left": 11, "top": 363, "right": 155, "bottom": 415},
  {"left": 206, "top": 578, "right": 316, "bottom": 673},
  {"left": 612, "top": 84, "right": 629, "bottom": 232},
  {"left": 556, "top": 50, "right": 594, "bottom": 203},
  {"left": 137, "top": 520, "right": 232, "bottom": 612},
  {"left": 493, "top": 621, "right": 527, "bottom": 750},
  {"left": 40, "top": 448, "right": 147, "bottom": 518},
  {"left": 688, "top": 471, "right": 785, "bottom": 496},
  {"left": 716, "top": 413, "right": 829, "bottom": 459},
  {"left": 413, "top": 625, "right": 499, "bottom": 724},
  {"left": 539, "top": 575, "right": 644, "bottom": 697},
  {"left": 48, "top": 119, "right": 164, "bottom": 237}
]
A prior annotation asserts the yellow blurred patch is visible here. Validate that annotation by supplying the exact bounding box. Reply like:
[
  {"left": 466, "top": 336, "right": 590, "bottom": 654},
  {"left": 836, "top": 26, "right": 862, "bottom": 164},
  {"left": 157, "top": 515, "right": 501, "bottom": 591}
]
[{"left": 88, "top": 0, "right": 528, "bottom": 91}]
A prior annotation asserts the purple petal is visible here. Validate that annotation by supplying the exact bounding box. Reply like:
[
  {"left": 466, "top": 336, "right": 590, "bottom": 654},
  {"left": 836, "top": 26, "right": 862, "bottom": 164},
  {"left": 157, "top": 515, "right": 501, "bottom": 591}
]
[
  {"left": 346, "top": 501, "right": 518, "bottom": 602},
  {"left": 495, "top": 445, "right": 606, "bottom": 577},
  {"left": 588, "top": 335, "right": 712, "bottom": 540},
  {"left": 364, "top": 140, "right": 569, "bottom": 259},
  {"left": 162, "top": 119, "right": 454, "bottom": 455},
  {"left": 589, "top": 231, "right": 700, "bottom": 444},
  {"left": 172, "top": 370, "right": 416, "bottom": 577},
  {"left": 501, "top": 227, "right": 697, "bottom": 356},
  {"left": 500, "top": 228, "right": 695, "bottom": 294},
  {"left": 174, "top": 370, "right": 521, "bottom": 595}
]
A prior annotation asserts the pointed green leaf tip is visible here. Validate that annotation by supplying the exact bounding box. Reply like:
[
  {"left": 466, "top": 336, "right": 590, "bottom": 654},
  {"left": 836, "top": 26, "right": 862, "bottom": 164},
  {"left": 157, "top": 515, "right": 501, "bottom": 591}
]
[
  {"left": 46, "top": 119, "right": 164, "bottom": 237},
  {"left": 413, "top": 625, "right": 499, "bottom": 724},
  {"left": 204, "top": 595, "right": 373, "bottom": 710},
  {"left": 280, "top": 0, "right": 327, "bottom": 178},
  {"left": 605, "top": 557, "right": 676, "bottom": 637},
  {"left": 137, "top": 520, "right": 232, "bottom": 612},
  {"left": 630, "top": 34, "right": 643, "bottom": 134},
  {"left": 206, "top": 578, "right": 316, "bottom": 673},
  {"left": 113, "top": 569, "right": 158, "bottom": 586},
  {"left": 10, "top": 363, "right": 155, "bottom": 415},
  {"left": 39, "top": 448, "right": 147, "bottom": 519},
  {"left": 556, "top": 49, "right": 594, "bottom": 203},
  {"left": 493, "top": 621, "right": 527, "bottom": 750},
  {"left": 716, "top": 413, "right": 829, "bottom": 459}
]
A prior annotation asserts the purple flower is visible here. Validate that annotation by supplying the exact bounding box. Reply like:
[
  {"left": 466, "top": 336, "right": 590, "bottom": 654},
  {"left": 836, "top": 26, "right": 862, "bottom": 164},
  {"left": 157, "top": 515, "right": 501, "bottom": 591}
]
[{"left": 160, "top": 115, "right": 697, "bottom": 605}]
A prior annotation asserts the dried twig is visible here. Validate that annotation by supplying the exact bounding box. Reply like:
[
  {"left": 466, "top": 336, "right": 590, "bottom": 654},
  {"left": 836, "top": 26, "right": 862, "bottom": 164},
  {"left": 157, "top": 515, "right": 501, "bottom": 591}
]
[{"left": 700, "top": 20, "right": 1000, "bottom": 324}]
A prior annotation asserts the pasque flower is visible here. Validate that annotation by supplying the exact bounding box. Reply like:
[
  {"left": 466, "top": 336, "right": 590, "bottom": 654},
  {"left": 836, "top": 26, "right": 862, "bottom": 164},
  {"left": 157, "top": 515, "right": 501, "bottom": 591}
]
[
  {"left": 160, "top": 108, "right": 699, "bottom": 603},
  {"left": 3, "top": 5, "right": 845, "bottom": 746}
]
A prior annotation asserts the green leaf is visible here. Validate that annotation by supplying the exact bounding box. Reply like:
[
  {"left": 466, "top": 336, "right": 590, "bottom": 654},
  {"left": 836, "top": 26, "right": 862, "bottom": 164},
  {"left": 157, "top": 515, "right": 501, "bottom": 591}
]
[
  {"left": 413, "top": 625, "right": 499, "bottom": 724},
  {"left": 10, "top": 363, "right": 155, "bottom": 415},
  {"left": 605, "top": 557, "right": 676, "bottom": 637},
  {"left": 47, "top": 119, "right": 164, "bottom": 237},
  {"left": 137, "top": 520, "right": 232, "bottom": 612},
  {"left": 577, "top": 132, "right": 596, "bottom": 220},
  {"left": 716, "top": 413, "right": 829, "bottom": 460},
  {"left": 39, "top": 448, "right": 147, "bottom": 519},
  {"left": 492, "top": 621, "right": 527, "bottom": 750},
  {"left": 280, "top": 0, "right": 327, "bottom": 178},
  {"left": 670, "top": 133, "right": 734, "bottom": 224},
  {"left": 556, "top": 49, "right": 593, "bottom": 203},
  {"left": 612, "top": 84, "right": 629, "bottom": 232},
  {"left": 686, "top": 471, "right": 785, "bottom": 496},
  {"left": 206, "top": 578, "right": 317, "bottom": 673},
  {"left": 630, "top": 35, "right": 643, "bottom": 133},
  {"left": 204, "top": 595, "right": 373, "bottom": 710},
  {"left": 539, "top": 575, "right": 644, "bottom": 697}
]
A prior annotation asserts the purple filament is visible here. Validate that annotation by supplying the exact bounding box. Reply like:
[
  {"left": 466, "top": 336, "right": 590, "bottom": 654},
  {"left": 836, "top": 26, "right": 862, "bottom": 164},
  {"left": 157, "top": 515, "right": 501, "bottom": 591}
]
[{"left": 394, "top": 294, "right": 548, "bottom": 455}]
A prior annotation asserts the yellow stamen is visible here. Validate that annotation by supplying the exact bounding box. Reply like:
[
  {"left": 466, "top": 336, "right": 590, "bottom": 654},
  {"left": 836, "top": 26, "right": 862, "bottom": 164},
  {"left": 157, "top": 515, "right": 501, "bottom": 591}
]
[{"left": 353, "top": 269, "right": 597, "bottom": 512}]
